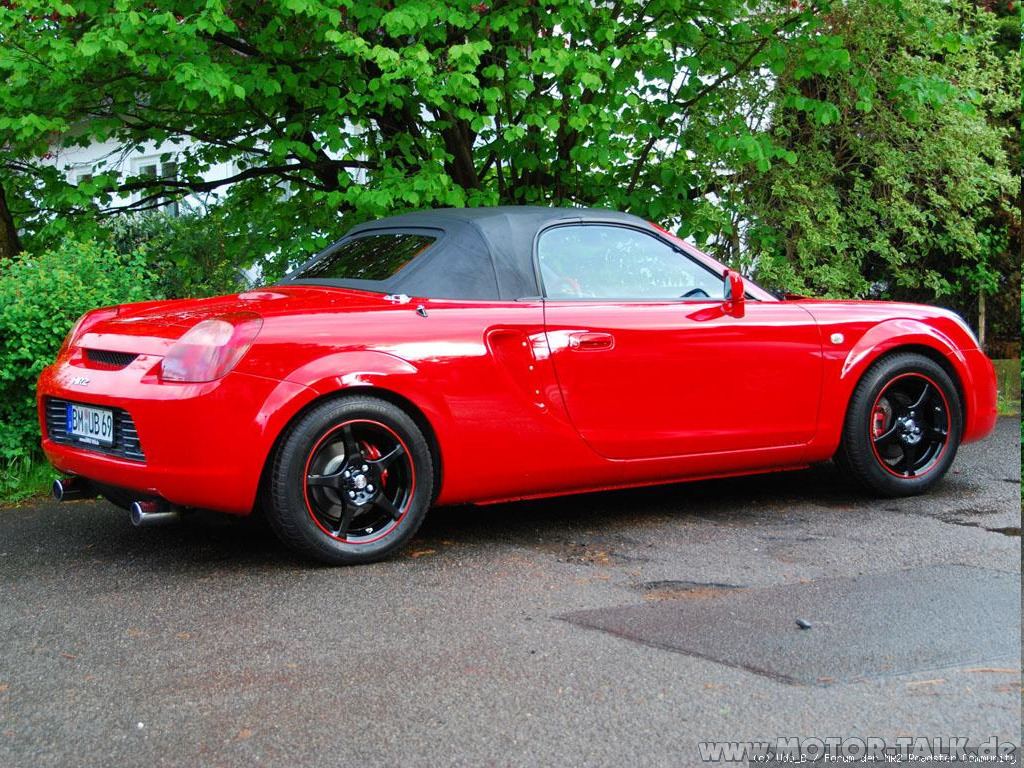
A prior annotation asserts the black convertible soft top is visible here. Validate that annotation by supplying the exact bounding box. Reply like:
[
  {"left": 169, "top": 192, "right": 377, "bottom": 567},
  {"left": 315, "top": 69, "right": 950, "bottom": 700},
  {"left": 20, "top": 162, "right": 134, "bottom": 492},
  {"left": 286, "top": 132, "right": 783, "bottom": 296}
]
[{"left": 282, "top": 206, "right": 661, "bottom": 300}]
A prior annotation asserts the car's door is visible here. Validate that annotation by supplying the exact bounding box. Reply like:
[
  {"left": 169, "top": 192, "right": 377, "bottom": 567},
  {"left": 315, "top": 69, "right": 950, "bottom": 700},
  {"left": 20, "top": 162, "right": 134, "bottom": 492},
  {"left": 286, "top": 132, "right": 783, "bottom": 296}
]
[{"left": 540, "top": 223, "right": 823, "bottom": 460}]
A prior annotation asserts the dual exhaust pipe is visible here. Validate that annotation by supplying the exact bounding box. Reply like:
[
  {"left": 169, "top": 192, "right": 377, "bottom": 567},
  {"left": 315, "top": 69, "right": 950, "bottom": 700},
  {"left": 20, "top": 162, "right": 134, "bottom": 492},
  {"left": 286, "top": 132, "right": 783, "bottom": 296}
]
[
  {"left": 129, "top": 500, "right": 181, "bottom": 527},
  {"left": 53, "top": 476, "right": 181, "bottom": 527},
  {"left": 51, "top": 476, "right": 97, "bottom": 502}
]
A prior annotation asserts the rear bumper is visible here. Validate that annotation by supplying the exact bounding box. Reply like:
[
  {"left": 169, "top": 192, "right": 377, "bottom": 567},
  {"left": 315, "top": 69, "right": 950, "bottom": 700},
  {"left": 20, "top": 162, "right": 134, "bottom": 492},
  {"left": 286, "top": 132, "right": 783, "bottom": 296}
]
[
  {"left": 38, "top": 362, "right": 316, "bottom": 514},
  {"left": 959, "top": 348, "right": 998, "bottom": 444}
]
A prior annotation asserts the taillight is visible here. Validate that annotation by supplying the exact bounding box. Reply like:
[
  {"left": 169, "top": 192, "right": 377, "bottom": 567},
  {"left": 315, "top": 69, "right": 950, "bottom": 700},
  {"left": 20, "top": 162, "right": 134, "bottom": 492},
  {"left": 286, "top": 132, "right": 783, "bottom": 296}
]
[
  {"left": 59, "top": 306, "right": 121, "bottom": 356},
  {"left": 159, "top": 313, "right": 263, "bottom": 383}
]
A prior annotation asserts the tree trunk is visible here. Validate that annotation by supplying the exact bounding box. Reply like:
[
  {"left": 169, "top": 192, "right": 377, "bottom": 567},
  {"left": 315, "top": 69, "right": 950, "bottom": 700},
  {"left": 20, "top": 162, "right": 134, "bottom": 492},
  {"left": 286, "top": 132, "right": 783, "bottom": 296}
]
[{"left": 0, "top": 177, "right": 23, "bottom": 259}]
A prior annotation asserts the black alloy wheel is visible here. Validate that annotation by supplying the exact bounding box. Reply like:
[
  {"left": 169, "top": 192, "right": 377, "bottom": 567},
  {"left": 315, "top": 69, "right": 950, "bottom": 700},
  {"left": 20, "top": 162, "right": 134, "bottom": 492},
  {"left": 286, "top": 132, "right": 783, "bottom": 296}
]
[
  {"left": 267, "top": 395, "right": 433, "bottom": 565},
  {"left": 303, "top": 419, "right": 415, "bottom": 543},
  {"left": 836, "top": 352, "right": 962, "bottom": 497},
  {"left": 867, "top": 372, "right": 950, "bottom": 479}
]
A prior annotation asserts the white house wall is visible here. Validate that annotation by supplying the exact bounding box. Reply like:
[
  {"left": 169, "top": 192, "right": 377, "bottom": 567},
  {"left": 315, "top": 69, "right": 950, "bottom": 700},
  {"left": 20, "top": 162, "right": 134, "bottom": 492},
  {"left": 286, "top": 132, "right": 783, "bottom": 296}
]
[{"left": 45, "top": 137, "right": 239, "bottom": 213}]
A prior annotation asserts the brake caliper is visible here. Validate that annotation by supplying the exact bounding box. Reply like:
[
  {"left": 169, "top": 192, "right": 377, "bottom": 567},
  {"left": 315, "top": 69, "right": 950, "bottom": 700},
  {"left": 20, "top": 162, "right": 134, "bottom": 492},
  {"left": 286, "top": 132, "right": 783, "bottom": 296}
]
[{"left": 871, "top": 401, "right": 891, "bottom": 438}]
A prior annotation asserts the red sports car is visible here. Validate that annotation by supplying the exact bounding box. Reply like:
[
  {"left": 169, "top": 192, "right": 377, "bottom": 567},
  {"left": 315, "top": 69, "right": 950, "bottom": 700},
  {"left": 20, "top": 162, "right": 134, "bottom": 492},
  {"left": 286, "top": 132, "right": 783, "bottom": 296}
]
[{"left": 38, "top": 207, "right": 998, "bottom": 564}]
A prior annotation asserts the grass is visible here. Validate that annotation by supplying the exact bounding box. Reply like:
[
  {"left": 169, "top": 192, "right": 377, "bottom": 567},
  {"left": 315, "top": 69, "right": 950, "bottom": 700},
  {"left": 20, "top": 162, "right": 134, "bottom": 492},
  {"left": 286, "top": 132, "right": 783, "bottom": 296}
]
[
  {"left": 996, "top": 392, "right": 1020, "bottom": 417},
  {"left": 0, "top": 455, "right": 54, "bottom": 504}
]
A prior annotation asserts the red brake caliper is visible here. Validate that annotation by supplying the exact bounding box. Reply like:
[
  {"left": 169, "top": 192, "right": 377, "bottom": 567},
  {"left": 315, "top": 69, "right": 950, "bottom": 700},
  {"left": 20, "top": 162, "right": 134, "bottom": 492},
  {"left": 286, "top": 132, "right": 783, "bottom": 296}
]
[
  {"left": 359, "top": 442, "right": 387, "bottom": 485},
  {"left": 871, "top": 405, "right": 888, "bottom": 438}
]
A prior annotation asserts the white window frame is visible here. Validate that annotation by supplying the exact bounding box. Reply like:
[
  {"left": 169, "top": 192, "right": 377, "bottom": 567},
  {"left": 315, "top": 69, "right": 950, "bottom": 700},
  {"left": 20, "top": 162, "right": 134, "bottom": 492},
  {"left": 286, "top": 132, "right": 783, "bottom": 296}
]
[{"left": 131, "top": 155, "right": 180, "bottom": 216}]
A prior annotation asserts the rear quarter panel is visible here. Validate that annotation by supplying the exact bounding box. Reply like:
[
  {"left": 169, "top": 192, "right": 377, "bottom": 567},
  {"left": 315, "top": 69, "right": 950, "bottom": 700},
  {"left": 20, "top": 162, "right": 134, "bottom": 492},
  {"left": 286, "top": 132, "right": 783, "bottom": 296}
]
[{"left": 233, "top": 299, "right": 607, "bottom": 505}]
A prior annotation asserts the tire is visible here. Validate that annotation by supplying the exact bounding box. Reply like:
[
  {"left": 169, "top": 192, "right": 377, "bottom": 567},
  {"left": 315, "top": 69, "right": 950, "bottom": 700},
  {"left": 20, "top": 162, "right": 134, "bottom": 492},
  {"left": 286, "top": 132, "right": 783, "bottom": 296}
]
[
  {"left": 265, "top": 395, "right": 434, "bottom": 565},
  {"left": 835, "top": 352, "right": 962, "bottom": 497}
]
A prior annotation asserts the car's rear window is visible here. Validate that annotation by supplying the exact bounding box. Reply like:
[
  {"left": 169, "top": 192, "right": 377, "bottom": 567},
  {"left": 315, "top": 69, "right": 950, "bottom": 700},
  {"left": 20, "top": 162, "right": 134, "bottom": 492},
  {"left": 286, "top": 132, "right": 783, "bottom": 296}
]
[{"left": 292, "top": 233, "right": 436, "bottom": 281}]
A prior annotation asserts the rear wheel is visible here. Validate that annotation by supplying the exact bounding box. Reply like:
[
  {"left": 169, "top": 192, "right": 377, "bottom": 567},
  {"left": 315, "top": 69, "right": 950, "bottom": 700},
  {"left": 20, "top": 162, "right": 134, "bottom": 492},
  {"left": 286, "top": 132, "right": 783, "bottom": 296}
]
[
  {"left": 266, "top": 395, "right": 433, "bottom": 565},
  {"left": 836, "top": 352, "right": 962, "bottom": 496}
]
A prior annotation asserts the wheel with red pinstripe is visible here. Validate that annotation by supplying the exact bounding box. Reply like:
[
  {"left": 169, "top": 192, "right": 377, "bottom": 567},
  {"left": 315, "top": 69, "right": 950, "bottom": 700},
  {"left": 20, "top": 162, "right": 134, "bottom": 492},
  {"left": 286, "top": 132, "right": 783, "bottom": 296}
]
[
  {"left": 266, "top": 395, "right": 434, "bottom": 564},
  {"left": 836, "top": 352, "right": 962, "bottom": 497}
]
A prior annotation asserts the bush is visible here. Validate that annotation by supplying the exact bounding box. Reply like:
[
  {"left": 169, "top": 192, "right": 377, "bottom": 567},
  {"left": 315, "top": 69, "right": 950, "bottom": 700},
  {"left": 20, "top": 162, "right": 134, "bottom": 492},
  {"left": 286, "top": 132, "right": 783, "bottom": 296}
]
[
  {"left": 0, "top": 240, "right": 159, "bottom": 460},
  {"left": 0, "top": 454, "right": 54, "bottom": 502},
  {"left": 105, "top": 210, "right": 248, "bottom": 299}
]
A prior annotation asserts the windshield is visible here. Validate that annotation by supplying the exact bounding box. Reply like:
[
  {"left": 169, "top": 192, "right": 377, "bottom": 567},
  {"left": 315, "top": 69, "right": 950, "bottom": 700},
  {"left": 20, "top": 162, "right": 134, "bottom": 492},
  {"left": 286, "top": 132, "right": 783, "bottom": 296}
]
[{"left": 290, "top": 233, "right": 436, "bottom": 281}]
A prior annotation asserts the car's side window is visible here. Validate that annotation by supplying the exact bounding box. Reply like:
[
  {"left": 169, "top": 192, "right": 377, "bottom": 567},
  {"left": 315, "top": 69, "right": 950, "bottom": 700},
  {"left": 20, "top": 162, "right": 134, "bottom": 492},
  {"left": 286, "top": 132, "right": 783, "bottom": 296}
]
[{"left": 537, "top": 225, "right": 724, "bottom": 300}]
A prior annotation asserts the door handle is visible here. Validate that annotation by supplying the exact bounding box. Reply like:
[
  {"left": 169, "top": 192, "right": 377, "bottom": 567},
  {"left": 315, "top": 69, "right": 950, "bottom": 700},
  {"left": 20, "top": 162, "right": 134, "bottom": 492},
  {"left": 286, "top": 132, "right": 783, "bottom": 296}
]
[{"left": 568, "top": 332, "right": 615, "bottom": 351}]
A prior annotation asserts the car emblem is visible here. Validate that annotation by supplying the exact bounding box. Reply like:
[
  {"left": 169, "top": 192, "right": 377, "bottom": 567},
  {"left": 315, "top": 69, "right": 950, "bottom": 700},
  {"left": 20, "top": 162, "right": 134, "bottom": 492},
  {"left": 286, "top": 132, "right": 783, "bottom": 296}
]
[{"left": 70, "top": 376, "right": 90, "bottom": 387}]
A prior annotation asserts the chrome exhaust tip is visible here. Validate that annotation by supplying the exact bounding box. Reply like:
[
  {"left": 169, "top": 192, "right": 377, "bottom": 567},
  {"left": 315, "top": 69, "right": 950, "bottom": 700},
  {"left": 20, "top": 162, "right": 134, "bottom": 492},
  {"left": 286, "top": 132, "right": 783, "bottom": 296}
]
[
  {"left": 52, "top": 477, "right": 97, "bottom": 502},
  {"left": 129, "top": 500, "right": 181, "bottom": 527}
]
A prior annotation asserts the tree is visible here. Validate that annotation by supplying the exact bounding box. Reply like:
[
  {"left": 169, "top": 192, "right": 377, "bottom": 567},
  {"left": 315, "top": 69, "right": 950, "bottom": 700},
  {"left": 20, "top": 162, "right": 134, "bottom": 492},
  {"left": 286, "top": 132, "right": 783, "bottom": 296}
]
[
  {"left": 0, "top": 0, "right": 836, "bottom": 269},
  {"left": 741, "top": 0, "right": 1020, "bottom": 340},
  {"left": 0, "top": 177, "right": 21, "bottom": 258}
]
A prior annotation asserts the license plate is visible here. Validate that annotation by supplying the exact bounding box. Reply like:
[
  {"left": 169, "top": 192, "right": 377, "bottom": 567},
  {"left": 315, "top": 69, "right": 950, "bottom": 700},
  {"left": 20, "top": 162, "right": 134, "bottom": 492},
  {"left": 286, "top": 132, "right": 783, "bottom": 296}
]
[{"left": 66, "top": 403, "right": 114, "bottom": 447}]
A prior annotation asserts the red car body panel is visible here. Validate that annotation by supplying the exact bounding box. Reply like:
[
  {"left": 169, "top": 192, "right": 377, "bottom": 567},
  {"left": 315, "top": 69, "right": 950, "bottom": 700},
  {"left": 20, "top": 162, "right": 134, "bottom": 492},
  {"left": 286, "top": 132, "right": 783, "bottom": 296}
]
[
  {"left": 543, "top": 300, "right": 824, "bottom": 459},
  {"left": 37, "top": 212, "right": 998, "bottom": 516}
]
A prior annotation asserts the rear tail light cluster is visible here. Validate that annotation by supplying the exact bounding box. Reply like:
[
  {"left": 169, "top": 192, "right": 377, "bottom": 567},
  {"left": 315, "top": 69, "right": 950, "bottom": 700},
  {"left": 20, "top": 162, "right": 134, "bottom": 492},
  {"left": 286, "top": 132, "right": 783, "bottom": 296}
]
[{"left": 159, "top": 313, "right": 263, "bottom": 383}]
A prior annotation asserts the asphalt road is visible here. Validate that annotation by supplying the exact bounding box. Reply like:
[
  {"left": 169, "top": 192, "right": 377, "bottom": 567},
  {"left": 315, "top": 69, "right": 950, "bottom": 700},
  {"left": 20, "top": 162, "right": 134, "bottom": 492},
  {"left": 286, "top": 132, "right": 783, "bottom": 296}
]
[{"left": 0, "top": 419, "right": 1020, "bottom": 767}]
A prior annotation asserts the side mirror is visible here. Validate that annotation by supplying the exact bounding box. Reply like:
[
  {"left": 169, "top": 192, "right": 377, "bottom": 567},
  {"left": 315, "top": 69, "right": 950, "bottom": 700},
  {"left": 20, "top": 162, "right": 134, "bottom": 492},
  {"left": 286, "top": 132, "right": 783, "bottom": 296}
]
[{"left": 722, "top": 269, "right": 745, "bottom": 318}]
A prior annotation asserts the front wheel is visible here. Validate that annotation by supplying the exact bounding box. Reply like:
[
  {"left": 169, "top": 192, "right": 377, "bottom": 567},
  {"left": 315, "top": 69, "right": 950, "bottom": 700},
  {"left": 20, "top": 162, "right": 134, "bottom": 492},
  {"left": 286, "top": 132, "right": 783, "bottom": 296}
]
[
  {"left": 836, "top": 352, "right": 962, "bottom": 497},
  {"left": 266, "top": 396, "right": 434, "bottom": 565}
]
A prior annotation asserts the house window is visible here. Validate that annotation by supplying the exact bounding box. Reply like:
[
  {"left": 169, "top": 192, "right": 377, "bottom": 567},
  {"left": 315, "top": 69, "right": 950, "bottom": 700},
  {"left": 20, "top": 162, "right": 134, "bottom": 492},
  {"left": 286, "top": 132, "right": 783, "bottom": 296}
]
[
  {"left": 67, "top": 164, "right": 94, "bottom": 190},
  {"left": 135, "top": 159, "right": 180, "bottom": 216}
]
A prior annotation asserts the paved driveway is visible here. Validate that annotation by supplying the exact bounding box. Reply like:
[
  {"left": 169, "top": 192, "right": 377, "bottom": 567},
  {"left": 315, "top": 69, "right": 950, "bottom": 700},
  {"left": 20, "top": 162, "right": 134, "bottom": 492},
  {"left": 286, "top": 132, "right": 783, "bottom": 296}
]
[{"left": 1, "top": 419, "right": 1020, "bottom": 767}]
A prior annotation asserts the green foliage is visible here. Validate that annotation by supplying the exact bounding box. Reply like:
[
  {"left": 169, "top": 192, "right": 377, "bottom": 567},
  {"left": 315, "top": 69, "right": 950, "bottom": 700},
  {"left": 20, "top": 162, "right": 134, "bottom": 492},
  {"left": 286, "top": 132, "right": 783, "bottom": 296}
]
[
  {"left": 103, "top": 210, "right": 247, "bottom": 299},
  {"left": 0, "top": 454, "right": 53, "bottom": 503},
  {"left": 741, "top": 0, "right": 1020, "bottom": 325},
  {"left": 0, "top": 240, "right": 158, "bottom": 460},
  {"left": 0, "top": 0, "right": 831, "bottom": 268},
  {"left": 0, "top": 0, "right": 1017, "bottom": 328}
]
